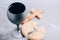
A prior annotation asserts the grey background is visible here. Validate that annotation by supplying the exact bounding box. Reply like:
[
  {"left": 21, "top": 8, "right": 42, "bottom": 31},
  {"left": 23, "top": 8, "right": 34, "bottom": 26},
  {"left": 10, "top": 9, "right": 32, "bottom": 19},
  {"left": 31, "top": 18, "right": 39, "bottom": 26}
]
[{"left": 0, "top": 0, "right": 60, "bottom": 40}]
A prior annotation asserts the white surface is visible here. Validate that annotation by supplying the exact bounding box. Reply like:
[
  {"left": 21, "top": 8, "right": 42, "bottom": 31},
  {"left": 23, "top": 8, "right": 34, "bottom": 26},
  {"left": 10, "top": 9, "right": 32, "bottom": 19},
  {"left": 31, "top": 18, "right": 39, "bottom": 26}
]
[{"left": 0, "top": 0, "right": 60, "bottom": 40}]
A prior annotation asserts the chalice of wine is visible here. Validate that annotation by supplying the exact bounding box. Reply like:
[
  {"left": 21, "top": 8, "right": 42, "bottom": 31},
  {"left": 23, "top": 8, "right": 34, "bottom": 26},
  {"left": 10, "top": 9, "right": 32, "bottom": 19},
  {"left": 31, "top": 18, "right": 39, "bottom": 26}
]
[{"left": 7, "top": 2, "right": 26, "bottom": 39}]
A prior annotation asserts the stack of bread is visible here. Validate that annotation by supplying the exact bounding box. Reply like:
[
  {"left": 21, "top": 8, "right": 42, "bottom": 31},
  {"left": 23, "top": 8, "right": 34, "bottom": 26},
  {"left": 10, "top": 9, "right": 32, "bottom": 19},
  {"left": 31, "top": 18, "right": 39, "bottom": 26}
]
[{"left": 21, "top": 9, "right": 46, "bottom": 40}]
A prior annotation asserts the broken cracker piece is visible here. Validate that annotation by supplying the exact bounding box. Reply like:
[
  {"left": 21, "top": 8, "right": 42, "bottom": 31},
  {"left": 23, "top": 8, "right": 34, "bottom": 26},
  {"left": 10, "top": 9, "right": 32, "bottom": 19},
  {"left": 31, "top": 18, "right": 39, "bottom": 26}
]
[
  {"left": 22, "top": 9, "right": 42, "bottom": 24},
  {"left": 21, "top": 21, "right": 37, "bottom": 36},
  {"left": 28, "top": 26, "right": 46, "bottom": 40}
]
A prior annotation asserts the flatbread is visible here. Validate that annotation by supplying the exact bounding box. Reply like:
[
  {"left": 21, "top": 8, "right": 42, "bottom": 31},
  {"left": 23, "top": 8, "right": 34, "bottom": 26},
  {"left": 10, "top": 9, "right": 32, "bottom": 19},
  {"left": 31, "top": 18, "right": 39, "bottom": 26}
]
[
  {"left": 21, "top": 21, "right": 37, "bottom": 36},
  {"left": 28, "top": 26, "right": 45, "bottom": 40}
]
